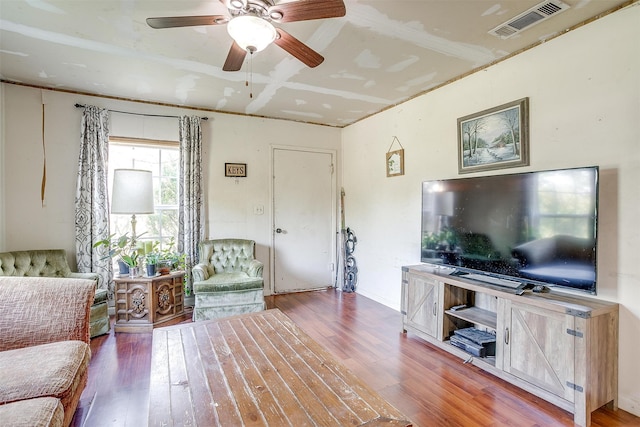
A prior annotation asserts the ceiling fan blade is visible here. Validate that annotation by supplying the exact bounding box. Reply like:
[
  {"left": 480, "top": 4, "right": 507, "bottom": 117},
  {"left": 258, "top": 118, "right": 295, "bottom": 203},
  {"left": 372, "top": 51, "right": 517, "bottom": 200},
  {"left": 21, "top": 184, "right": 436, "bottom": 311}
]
[
  {"left": 269, "top": 0, "right": 346, "bottom": 23},
  {"left": 146, "top": 15, "right": 228, "bottom": 29},
  {"left": 274, "top": 29, "right": 324, "bottom": 68},
  {"left": 223, "top": 42, "right": 247, "bottom": 71}
]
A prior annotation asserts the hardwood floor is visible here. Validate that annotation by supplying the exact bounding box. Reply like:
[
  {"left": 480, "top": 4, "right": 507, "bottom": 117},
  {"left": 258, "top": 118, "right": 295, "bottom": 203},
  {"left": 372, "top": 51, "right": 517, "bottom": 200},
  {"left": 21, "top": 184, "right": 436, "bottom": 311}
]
[{"left": 73, "top": 289, "right": 639, "bottom": 426}]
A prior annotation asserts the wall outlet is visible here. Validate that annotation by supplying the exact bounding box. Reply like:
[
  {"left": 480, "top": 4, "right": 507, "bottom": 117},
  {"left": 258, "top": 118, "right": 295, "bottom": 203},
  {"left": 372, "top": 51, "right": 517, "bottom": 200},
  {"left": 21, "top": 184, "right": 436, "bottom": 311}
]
[{"left": 253, "top": 205, "right": 264, "bottom": 215}]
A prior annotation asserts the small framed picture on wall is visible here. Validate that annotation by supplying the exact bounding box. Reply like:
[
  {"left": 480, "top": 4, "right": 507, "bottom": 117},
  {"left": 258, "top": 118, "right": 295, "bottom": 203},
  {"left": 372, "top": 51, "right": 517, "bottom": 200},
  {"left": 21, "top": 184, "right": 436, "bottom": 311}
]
[
  {"left": 386, "top": 149, "right": 404, "bottom": 177},
  {"left": 225, "top": 163, "right": 247, "bottom": 177}
]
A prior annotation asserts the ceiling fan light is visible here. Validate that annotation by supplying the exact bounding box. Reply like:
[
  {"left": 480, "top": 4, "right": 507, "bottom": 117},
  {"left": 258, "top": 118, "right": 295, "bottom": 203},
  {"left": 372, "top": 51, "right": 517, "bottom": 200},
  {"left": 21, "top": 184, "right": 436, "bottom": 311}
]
[
  {"left": 229, "top": 0, "right": 246, "bottom": 9},
  {"left": 227, "top": 15, "right": 277, "bottom": 52},
  {"left": 269, "top": 10, "right": 284, "bottom": 21}
]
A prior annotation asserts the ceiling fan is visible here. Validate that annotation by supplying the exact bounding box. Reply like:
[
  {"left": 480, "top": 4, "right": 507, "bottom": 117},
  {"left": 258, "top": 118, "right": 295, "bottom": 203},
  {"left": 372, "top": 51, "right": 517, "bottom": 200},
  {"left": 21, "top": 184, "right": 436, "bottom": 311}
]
[{"left": 146, "top": 0, "right": 346, "bottom": 72}]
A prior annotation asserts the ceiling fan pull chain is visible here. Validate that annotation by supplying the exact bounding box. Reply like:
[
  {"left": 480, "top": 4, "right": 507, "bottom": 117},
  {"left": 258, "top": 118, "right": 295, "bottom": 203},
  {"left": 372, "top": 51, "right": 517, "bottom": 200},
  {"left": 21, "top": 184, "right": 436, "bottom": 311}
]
[
  {"left": 245, "top": 65, "right": 249, "bottom": 93},
  {"left": 248, "top": 50, "right": 254, "bottom": 99}
]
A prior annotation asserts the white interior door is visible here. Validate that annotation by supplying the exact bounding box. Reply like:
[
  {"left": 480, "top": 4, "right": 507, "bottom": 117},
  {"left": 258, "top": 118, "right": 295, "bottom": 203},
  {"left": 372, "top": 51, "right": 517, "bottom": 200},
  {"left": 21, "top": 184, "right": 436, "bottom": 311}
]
[{"left": 272, "top": 147, "right": 336, "bottom": 293}]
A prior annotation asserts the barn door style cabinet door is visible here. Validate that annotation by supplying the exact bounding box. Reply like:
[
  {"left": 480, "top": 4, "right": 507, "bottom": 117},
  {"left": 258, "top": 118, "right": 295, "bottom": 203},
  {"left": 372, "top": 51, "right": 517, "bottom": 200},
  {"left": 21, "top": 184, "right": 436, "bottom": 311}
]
[
  {"left": 498, "top": 301, "right": 577, "bottom": 404},
  {"left": 497, "top": 299, "right": 618, "bottom": 427},
  {"left": 401, "top": 273, "right": 442, "bottom": 340},
  {"left": 401, "top": 265, "right": 618, "bottom": 427}
]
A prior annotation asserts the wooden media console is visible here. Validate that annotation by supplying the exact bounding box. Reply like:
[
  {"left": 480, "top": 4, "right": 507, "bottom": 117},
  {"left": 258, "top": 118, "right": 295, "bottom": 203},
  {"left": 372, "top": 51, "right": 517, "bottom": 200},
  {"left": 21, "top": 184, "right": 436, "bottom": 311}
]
[{"left": 401, "top": 264, "right": 618, "bottom": 427}]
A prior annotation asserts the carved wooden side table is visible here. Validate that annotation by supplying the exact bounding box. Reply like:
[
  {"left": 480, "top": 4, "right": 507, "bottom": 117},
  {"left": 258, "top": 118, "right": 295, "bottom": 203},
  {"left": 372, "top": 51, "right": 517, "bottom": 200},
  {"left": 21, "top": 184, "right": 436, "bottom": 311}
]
[{"left": 114, "top": 271, "right": 185, "bottom": 333}]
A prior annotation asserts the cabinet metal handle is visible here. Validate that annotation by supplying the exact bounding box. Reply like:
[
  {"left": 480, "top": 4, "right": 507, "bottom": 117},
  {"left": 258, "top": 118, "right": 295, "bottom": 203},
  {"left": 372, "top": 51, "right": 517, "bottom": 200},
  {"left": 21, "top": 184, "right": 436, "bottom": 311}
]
[
  {"left": 504, "top": 327, "right": 510, "bottom": 345},
  {"left": 433, "top": 302, "right": 437, "bottom": 316}
]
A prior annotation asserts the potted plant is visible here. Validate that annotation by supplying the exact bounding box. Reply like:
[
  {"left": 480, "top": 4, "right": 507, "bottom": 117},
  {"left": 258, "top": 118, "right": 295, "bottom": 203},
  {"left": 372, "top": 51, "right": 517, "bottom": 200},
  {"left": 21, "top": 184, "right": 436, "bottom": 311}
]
[
  {"left": 157, "top": 237, "right": 186, "bottom": 274},
  {"left": 124, "top": 251, "right": 141, "bottom": 278},
  {"left": 145, "top": 252, "right": 159, "bottom": 277},
  {"left": 93, "top": 232, "right": 144, "bottom": 277}
]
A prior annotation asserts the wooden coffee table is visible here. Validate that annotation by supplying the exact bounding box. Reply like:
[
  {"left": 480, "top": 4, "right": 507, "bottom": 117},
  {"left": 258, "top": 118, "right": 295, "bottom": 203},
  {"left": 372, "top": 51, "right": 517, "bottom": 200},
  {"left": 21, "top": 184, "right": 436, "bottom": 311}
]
[{"left": 149, "top": 309, "right": 413, "bottom": 426}]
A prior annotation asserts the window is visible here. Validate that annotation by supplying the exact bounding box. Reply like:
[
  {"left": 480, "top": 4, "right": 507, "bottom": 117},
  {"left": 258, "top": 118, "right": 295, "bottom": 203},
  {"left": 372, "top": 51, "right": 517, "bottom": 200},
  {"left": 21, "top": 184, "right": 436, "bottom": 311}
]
[{"left": 108, "top": 138, "right": 179, "bottom": 252}]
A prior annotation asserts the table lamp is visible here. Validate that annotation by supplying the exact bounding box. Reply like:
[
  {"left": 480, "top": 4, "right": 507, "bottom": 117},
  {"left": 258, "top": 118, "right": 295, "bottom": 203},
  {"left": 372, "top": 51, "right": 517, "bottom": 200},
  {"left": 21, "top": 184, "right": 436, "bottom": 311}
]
[{"left": 111, "top": 168, "right": 154, "bottom": 246}]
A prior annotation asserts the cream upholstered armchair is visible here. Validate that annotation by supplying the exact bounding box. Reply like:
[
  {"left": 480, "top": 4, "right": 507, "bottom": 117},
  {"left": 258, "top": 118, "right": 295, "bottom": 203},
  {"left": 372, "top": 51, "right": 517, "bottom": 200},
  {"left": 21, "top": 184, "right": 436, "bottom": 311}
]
[
  {"left": 192, "top": 239, "right": 265, "bottom": 321},
  {"left": 0, "top": 249, "right": 110, "bottom": 337}
]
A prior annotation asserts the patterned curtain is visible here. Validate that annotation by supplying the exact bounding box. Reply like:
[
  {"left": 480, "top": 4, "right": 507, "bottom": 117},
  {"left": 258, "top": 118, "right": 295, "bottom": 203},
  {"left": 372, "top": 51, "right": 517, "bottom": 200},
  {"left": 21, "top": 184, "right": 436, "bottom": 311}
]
[
  {"left": 178, "top": 116, "right": 204, "bottom": 294},
  {"left": 75, "top": 106, "right": 112, "bottom": 297}
]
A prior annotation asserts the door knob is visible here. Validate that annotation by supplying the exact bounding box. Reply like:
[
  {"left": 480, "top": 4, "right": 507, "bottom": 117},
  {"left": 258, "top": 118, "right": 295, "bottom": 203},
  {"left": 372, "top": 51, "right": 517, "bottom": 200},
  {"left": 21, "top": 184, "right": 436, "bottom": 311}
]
[{"left": 276, "top": 228, "right": 283, "bottom": 233}]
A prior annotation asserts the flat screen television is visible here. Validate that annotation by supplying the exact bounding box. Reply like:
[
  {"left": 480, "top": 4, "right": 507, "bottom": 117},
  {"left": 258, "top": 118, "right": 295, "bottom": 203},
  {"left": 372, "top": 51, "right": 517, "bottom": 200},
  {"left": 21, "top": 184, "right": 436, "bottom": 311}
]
[{"left": 421, "top": 166, "right": 599, "bottom": 294}]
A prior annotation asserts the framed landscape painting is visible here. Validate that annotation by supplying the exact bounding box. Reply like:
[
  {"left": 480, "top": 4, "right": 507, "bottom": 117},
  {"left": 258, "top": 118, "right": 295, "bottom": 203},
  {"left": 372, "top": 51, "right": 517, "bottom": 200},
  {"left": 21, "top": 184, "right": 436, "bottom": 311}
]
[{"left": 457, "top": 97, "right": 529, "bottom": 174}]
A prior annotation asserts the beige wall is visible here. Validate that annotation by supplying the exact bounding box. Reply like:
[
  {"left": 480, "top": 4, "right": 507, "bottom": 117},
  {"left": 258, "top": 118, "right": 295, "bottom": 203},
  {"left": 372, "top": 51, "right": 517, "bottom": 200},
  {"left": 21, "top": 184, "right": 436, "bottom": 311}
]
[
  {"left": 342, "top": 4, "right": 639, "bottom": 415},
  {"left": 0, "top": 86, "right": 341, "bottom": 293},
  {"left": 0, "top": 2, "right": 637, "bottom": 417}
]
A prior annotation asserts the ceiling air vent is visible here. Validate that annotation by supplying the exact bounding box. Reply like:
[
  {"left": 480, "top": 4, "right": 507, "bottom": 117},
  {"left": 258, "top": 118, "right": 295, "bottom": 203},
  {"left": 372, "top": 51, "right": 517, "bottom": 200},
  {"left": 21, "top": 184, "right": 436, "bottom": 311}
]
[{"left": 489, "top": 0, "right": 570, "bottom": 39}]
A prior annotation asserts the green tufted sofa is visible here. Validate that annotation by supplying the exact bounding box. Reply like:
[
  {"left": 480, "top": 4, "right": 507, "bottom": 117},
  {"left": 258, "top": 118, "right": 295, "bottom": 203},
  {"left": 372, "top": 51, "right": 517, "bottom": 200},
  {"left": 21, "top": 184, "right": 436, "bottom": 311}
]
[
  {"left": 0, "top": 249, "right": 110, "bottom": 338},
  {"left": 192, "top": 239, "right": 265, "bottom": 321}
]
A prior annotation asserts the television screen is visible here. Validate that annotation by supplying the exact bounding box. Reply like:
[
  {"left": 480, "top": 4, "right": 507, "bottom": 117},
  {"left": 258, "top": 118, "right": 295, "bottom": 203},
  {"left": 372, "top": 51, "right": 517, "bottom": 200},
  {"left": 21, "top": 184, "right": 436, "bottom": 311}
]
[{"left": 421, "top": 166, "right": 599, "bottom": 294}]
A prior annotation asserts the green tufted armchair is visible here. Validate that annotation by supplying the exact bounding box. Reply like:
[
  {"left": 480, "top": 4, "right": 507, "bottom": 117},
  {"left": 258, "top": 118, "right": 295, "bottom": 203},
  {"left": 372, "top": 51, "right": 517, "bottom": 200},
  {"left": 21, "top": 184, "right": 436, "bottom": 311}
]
[
  {"left": 192, "top": 239, "right": 265, "bottom": 321},
  {"left": 0, "top": 249, "right": 110, "bottom": 337}
]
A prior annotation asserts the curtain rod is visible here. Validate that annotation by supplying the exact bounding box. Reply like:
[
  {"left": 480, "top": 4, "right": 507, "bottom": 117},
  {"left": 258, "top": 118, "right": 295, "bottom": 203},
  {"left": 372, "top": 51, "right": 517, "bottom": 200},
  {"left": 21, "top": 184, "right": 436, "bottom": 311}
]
[{"left": 74, "top": 103, "right": 208, "bottom": 120}]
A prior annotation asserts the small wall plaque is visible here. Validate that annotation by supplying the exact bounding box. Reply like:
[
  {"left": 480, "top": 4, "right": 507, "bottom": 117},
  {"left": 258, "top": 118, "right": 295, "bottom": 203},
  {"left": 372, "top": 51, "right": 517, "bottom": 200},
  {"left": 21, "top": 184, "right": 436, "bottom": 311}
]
[
  {"left": 386, "top": 136, "right": 405, "bottom": 177},
  {"left": 225, "top": 163, "right": 247, "bottom": 177}
]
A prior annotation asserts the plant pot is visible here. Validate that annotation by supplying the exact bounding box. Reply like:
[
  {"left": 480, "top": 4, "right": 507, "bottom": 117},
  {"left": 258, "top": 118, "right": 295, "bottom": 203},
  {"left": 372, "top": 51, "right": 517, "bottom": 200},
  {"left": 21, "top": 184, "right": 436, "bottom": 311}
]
[
  {"left": 158, "top": 259, "right": 173, "bottom": 275},
  {"left": 129, "top": 266, "right": 140, "bottom": 278},
  {"left": 159, "top": 259, "right": 177, "bottom": 270},
  {"left": 117, "top": 260, "right": 130, "bottom": 276},
  {"left": 146, "top": 264, "right": 157, "bottom": 277}
]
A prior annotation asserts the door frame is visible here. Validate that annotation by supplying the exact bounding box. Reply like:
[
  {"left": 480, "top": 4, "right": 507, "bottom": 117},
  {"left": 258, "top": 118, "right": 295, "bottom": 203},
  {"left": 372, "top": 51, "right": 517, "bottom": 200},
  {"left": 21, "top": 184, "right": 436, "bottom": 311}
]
[{"left": 269, "top": 145, "right": 338, "bottom": 294}]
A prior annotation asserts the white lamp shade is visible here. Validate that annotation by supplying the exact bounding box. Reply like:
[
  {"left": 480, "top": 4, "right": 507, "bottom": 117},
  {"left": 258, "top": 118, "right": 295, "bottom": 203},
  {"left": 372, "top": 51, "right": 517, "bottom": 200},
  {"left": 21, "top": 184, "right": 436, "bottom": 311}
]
[
  {"left": 227, "top": 15, "right": 277, "bottom": 52},
  {"left": 111, "top": 169, "right": 154, "bottom": 214}
]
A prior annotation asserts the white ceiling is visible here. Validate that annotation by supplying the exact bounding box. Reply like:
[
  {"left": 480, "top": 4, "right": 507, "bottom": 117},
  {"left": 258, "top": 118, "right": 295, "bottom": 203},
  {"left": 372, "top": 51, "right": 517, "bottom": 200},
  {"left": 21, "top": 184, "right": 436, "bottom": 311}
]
[{"left": 0, "top": 0, "right": 630, "bottom": 127}]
